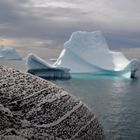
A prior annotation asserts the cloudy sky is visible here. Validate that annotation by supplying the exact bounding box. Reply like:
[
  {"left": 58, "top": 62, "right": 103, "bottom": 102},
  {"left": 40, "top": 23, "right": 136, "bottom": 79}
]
[{"left": 0, "top": 0, "right": 140, "bottom": 54}]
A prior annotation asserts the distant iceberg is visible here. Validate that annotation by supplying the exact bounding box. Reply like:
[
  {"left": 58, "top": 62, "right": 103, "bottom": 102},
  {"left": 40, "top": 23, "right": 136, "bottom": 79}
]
[
  {"left": 0, "top": 46, "right": 22, "bottom": 60},
  {"left": 26, "top": 31, "right": 140, "bottom": 78}
]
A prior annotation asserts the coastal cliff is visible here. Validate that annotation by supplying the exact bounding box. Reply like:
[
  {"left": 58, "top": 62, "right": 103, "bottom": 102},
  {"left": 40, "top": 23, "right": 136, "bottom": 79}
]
[{"left": 0, "top": 65, "right": 105, "bottom": 140}]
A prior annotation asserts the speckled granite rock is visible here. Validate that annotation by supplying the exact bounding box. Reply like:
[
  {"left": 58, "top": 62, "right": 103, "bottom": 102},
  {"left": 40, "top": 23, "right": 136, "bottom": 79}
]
[{"left": 0, "top": 65, "right": 105, "bottom": 140}]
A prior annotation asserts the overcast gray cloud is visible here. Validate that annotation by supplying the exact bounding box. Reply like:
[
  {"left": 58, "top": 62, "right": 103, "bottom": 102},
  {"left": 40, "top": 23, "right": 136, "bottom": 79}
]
[{"left": 0, "top": 0, "right": 140, "bottom": 52}]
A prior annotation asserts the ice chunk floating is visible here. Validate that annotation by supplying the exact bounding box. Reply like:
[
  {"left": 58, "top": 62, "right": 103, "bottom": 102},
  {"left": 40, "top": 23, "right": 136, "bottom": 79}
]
[
  {"left": 0, "top": 46, "right": 22, "bottom": 60},
  {"left": 54, "top": 31, "right": 140, "bottom": 78},
  {"left": 26, "top": 53, "right": 71, "bottom": 79},
  {"left": 26, "top": 31, "right": 140, "bottom": 79}
]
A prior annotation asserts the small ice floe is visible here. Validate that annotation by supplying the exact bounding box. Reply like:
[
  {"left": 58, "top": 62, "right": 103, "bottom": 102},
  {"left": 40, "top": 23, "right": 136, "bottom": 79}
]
[{"left": 49, "top": 58, "right": 57, "bottom": 62}]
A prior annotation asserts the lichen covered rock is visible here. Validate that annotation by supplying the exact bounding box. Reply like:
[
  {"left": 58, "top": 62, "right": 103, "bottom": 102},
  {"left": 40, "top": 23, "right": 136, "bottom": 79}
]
[{"left": 0, "top": 65, "right": 105, "bottom": 140}]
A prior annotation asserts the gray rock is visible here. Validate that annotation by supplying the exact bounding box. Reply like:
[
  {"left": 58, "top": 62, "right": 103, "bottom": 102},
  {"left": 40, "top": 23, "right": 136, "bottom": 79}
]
[{"left": 0, "top": 65, "right": 105, "bottom": 140}]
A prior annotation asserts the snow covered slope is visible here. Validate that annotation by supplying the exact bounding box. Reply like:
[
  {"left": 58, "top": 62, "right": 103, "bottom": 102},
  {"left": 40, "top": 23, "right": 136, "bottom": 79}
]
[{"left": 0, "top": 46, "right": 22, "bottom": 60}]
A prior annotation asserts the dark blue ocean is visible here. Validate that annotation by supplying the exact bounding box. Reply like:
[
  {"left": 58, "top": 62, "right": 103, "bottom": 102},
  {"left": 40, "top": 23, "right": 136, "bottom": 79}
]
[{"left": 1, "top": 60, "right": 140, "bottom": 140}]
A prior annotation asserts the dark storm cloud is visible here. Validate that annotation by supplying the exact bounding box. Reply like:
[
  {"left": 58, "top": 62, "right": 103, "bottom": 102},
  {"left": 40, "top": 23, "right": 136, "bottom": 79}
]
[
  {"left": 0, "top": 0, "right": 140, "bottom": 49},
  {"left": 0, "top": 0, "right": 87, "bottom": 40},
  {"left": 105, "top": 31, "right": 140, "bottom": 48},
  {"left": 0, "top": 0, "right": 48, "bottom": 38}
]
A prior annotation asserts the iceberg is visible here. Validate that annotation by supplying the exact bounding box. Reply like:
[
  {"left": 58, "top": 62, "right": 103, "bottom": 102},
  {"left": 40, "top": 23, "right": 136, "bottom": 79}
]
[
  {"left": 53, "top": 31, "right": 140, "bottom": 78},
  {"left": 26, "top": 53, "right": 55, "bottom": 70},
  {"left": 0, "top": 46, "right": 22, "bottom": 60},
  {"left": 26, "top": 31, "right": 140, "bottom": 78},
  {"left": 26, "top": 53, "right": 71, "bottom": 79}
]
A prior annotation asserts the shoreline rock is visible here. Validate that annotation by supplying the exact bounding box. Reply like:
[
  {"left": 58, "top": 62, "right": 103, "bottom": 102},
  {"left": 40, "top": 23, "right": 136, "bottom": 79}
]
[{"left": 0, "top": 65, "right": 105, "bottom": 140}]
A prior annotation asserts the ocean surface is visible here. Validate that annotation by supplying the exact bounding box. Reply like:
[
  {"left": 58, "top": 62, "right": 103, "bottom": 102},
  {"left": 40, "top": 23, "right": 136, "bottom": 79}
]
[{"left": 0, "top": 60, "right": 140, "bottom": 140}]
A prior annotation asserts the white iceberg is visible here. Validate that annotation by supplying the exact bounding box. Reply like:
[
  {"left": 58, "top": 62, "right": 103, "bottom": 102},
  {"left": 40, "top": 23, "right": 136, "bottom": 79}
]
[
  {"left": 26, "top": 53, "right": 55, "bottom": 70},
  {"left": 26, "top": 31, "right": 140, "bottom": 78},
  {"left": 54, "top": 31, "right": 139, "bottom": 78},
  {"left": 26, "top": 53, "right": 71, "bottom": 79},
  {"left": 0, "top": 46, "right": 22, "bottom": 60}
]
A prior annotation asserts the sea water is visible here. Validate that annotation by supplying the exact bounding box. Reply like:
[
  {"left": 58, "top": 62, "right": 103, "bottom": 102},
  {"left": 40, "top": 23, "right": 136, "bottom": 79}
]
[
  {"left": 54, "top": 75, "right": 140, "bottom": 140},
  {"left": 1, "top": 60, "right": 140, "bottom": 140}
]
